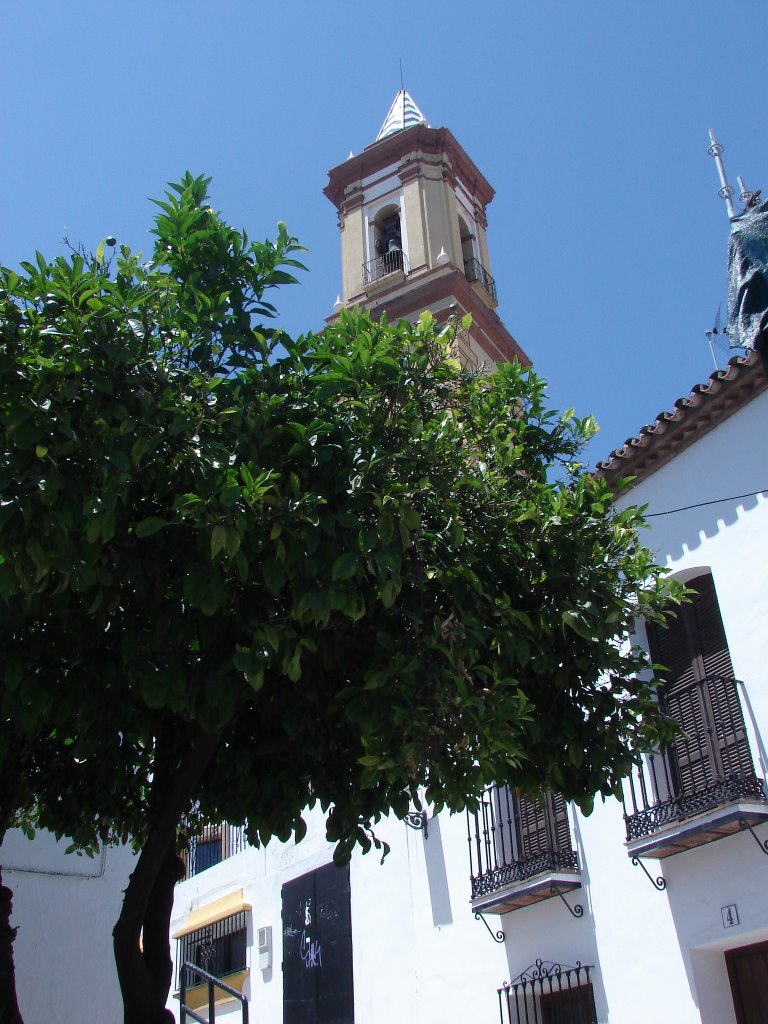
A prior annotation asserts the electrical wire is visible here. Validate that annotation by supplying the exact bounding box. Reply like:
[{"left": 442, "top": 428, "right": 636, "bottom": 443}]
[{"left": 644, "top": 489, "right": 767, "bottom": 518}]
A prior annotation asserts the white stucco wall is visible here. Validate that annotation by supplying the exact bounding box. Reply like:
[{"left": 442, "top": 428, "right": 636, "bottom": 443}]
[{"left": 1, "top": 829, "right": 136, "bottom": 1024}]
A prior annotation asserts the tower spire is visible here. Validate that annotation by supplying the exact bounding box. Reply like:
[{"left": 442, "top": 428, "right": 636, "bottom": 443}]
[{"left": 376, "top": 89, "right": 428, "bottom": 141}]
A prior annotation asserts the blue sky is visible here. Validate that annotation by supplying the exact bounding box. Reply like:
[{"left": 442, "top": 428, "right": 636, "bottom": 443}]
[{"left": 3, "top": 0, "right": 766, "bottom": 466}]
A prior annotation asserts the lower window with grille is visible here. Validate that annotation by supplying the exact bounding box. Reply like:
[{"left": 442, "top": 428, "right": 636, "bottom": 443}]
[
  {"left": 498, "top": 961, "right": 597, "bottom": 1024},
  {"left": 175, "top": 911, "right": 248, "bottom": 991}
]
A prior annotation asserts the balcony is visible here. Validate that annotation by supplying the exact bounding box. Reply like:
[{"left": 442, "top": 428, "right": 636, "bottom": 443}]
[
  {"left": 464, "top": 256, "right": 497, "bottom": 304},
  {"left": 183, "top": 823, "right": 249, "bottom": 879},
  {"left": 623, "top": 675, "right": 768, "bottom": 859},
  {"left": 363, "top": 248, "right": 409, "bottom": 285},
  {"left": 468, "top": 786, "right": 580, "bottom": 914}
]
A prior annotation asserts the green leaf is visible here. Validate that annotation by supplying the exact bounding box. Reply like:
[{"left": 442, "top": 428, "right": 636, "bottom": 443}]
[
  {"left": 263, "top": 557, "right": 286, "bottom": 596},
  {"left": 562, "top": 609, "right": 595, "bottom": 641},
  {"left": 211, "top": 524, "right": 227, "bottom": 557},
  {"left": 378, "top": 511, "right": 395, "bottom": 545},
  {"left": 332, "top": 552, "right": 358, "bottom": 582},
  {"left": 134, "top": 517, "right": 168, "bottom": 538}
]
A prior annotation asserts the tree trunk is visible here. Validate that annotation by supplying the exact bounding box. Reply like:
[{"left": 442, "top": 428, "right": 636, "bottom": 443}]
[
  {"left": 113, "top": 727, "right": 218, "bottom": 1024},
  {"left": 145, "top": 842, "right": 185, "bottom": 1017}
]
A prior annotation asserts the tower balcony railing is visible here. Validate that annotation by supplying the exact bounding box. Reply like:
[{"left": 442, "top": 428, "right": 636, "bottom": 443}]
[
  {"left": 623, "top": 675, "right": 768, "bottom": 858},
  {"left": 363, "top": 248, "right": 409, "bottom": 284},
  {"left": 464, "top": 257, "right": 497, "bottom": 304}
]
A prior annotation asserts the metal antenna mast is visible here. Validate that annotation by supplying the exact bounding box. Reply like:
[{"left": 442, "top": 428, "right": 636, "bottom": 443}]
[
  {"left": 708, "top": 130, "right": 736, "bottom": 218},
  {"left": 737, "top": 175, "right": 757, "bottom": 206}
]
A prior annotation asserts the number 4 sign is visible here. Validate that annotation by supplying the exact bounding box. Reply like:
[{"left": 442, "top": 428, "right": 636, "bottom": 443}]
[{"left": 722, "top": 904, "right": 739, "bottom": 928}]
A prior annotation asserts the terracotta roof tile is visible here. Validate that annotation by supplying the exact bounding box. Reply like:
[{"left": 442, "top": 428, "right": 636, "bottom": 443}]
[{"left": 594, "top": 350, "right": 767, "bottom": 492}]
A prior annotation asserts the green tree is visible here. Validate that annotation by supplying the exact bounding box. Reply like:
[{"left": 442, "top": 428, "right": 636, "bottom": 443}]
[{"left": 0, "top": 174, "right": 681, "bottom": 1024}]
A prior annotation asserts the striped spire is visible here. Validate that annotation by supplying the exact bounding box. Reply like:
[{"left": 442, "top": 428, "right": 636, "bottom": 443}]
[{"left": 376, "top": 90, "right": 428, "bottom": 141}]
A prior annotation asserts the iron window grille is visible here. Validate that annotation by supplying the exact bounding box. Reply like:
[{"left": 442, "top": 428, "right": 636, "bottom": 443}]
[
  {"left": 468, "top": 785, "right": 578, "bottom": 901},
  {"left": 175, "top": 911, "right": 248, "bottom": 992},
  {"left": 184, "top": 823, "right": 250, "bottom": 879},
  {"left": 623, "top": 573, "right": 767, "bottom": 843},
  {"left": 498, "top": 960, "right": 597, "bottom": 1024}
]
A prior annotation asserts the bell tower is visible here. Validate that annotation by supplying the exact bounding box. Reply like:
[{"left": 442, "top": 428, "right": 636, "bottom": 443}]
[{"left": 324, "top": 90, "right": 529, "bottom": 368}]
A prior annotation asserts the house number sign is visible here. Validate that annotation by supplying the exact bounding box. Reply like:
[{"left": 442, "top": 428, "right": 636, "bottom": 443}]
[{"left": 722, "top": 904, "right": 739, "bottom": 928}]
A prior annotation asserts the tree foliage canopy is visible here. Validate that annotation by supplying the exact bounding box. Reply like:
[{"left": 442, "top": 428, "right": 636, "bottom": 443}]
[{"left": 0, "top": 173, "right": 681, "bottom": 1021}]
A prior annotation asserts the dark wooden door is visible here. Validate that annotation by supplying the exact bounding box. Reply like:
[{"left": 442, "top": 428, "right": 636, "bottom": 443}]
[
  {"left": 726, "top": 941, "right": 768, "bottom": 1024},
  {"left": 282, "top": 863, "right": 354, "bottom": 1024}
]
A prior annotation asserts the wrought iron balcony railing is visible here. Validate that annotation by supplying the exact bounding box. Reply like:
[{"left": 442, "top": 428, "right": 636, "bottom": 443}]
[
  {"left": 468, "top": 785, "right": 578, "bottom": 904},
  {"left": 623, "top": 675, "right": 768, "bottom": 852},
  {"left": 498, "top": 959, "right": 597, "bottom": 1024},
  {"left": 184, "top": 823, "right": 250, "bottom": 879},
  {"left": 464, "top": 257, "right": 497, "bottom": 303},
  {"left": 363, "top": 248, "right": 409, "bottom": 284}
]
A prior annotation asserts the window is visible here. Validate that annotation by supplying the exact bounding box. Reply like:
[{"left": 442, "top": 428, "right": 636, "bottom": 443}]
[
  {"left": 646, "top": 572, "right": 755, "bottom": 800},
  {"left": 183, "top": 822, "right": 248, "bottom": 879},
  {"left": 498, "top": 962, "right": 597, "bottom": 1024},
  {"left": 541, "top": 984, "right": 598, "bottom": 1024},
  {"left": 623, "top": 571, "right": 768, "bottom": 854},
  {"left": 176, "top": 911, "right": 248, "bottom": 991},
  {"left": 468, "top": 785, "right": 579, "bottom": 912},
  {"left": 363, "top": 204, "right": 406, "bottom": 284}
]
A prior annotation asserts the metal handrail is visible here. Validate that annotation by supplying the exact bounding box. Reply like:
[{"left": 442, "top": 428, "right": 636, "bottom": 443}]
[
  {"left": 363, "top": 248, "right": 409, "bottom": 284},
  {"left": 622, "top": 675, "right": 766, "bottom": 842},
  {"left": 464, "top": 257, "right": 497, "bottom": 303},
  {"left": 180, "top": 961, "right": 249, "bottom": 1024}
]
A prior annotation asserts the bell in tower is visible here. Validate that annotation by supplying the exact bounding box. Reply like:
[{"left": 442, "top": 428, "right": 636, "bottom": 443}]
[{"left": 324, "top": 90, "right": 529, "bottom": 369}]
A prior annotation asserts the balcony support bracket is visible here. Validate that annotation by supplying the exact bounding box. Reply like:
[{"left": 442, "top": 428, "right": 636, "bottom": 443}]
[
  {"left": 474, "top": 911, "right": 505, "bottom": 944},
  {"left": 549, "top": 883, "right": 584, "bottom": 918},
  {"left": 631, "top": 855, "right": 667, "bottom": 891},
  {"left": 739, "top": 817, "right": 768, "bottom": 856},
  {"left": 403, "top": 811, "right": 428, "bottom": 838}
]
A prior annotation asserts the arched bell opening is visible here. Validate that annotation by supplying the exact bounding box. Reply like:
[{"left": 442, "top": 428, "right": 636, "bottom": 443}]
[
  {"left": 372, "top": 204, "right": 404, "bottom": 277},
  {"left": 458, "top": 214, "right": 476, "bottom": 271}
]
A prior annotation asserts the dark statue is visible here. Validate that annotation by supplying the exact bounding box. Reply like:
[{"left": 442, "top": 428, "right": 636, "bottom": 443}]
[{"left": 728, "top": 192, "right": 768, "bottom": 374}]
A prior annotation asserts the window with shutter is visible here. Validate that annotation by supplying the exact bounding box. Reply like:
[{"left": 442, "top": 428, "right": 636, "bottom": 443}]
[
  {"left": 516, "top": 793, "right": 574, "bottom": 861},
  {"left": 468, "top": 785, "right": 580, "bottom": 910},
  {"left": 646, "top": 572, "right": 752, "bottom": 799}
]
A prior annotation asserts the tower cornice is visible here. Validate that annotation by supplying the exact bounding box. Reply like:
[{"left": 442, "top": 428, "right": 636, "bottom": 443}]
[{"left": 324, "top": 125, "right": 495, "bottom": 212}]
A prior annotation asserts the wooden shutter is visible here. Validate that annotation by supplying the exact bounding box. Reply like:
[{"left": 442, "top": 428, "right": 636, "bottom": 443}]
[
  {"left": 647, "top": 573, "right": 752, "bottom": 797},
  {"left": 516, "top": 792, "right": 572, "bottom": 858}
]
